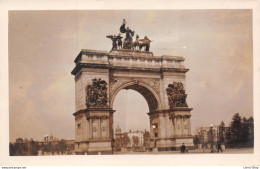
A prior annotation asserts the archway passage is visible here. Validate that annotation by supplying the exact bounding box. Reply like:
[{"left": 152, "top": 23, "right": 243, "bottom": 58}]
[
  {"left": 113, "top": 88, "right": 151, "bottom": 152},
  {"left": 113, "top": 89, "right": 150, "bottom": 133}
]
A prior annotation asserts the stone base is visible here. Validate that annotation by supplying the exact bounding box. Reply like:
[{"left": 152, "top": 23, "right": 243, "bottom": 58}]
[
  {"left": 74, "top": 108, "right": 114, "bottom": 155},
  {"left": 109, "top": 49, "right": 154, "bottom": 57},
  {"left": 152, "top": 147, "right": 158, "bottom": 153},
  {"left": 74, "top": 139, "right": 113, "bottom": 155},
  {"left": 149, "top": 137, "right": 194, "bottom": 151}
]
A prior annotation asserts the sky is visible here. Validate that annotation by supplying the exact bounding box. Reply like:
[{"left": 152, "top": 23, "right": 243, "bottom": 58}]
[{"left": 8, "top": 10, "right": 253, "bottom": 142}]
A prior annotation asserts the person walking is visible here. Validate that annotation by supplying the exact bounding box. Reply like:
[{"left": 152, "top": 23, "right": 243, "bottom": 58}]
[{"left": 217, "top": 143, "right": 223, "bottom": 153}]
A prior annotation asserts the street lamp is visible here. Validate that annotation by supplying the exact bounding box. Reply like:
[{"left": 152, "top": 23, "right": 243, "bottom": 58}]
[{"left": 152, "top": 124, "right": 158, "bottom": 150}]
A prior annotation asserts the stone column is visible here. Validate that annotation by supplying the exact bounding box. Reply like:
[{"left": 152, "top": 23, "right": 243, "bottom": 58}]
[
  {"left": 105, "top": 116, "right": 109, "bottom": 138},
  {"left": 168, "top": 115, "right": 174, "bottom": 137},
  {"left": 98, "top": 117, "right": 101, "bottom": 138},
  {"left": 149, "top": 116, "right": 153, "bottom": 139},
  {"left": 159, "top": 113, "right": 165, "bottom": 138},
  {"left": 181, "top": 116, "right": 184, "bottom": 137},
  {"left": 101, "top": 116, "right": 109, "bottom": 139},
  {"left": 173, "top": 116, "right": 177, "bottom": 137},
  {"left": 109, "top": 113, "right": 113, "bottom": 139},
  {"left": 188, "top": 117, "right": 191, "bottom": 135},
  {"left": 86, "top": 117, "right": 90, "bottom": 139},
  {"left": 166, "top": 114, "right": 173, "bottom": 138},
  {"left": 89, "top": 118, "right": 93, "bottom": 139}
]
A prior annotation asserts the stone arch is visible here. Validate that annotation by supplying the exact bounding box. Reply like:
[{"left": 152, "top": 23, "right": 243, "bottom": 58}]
[
  {"left": 110, "top": 80, "right": 162, "bottom": 112},
  {"left": 72, "top": 49, "right": 193, "bottom": 154}
]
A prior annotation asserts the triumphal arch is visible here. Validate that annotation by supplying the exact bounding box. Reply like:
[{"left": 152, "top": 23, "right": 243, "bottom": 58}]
[{"left": 71, "top": 20, "right": 194, "bottom": 154}]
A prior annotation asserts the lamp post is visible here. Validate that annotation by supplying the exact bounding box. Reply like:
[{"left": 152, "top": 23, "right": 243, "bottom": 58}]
[{"left": 152, "top": 124, "right": 158, "bottom": 153}]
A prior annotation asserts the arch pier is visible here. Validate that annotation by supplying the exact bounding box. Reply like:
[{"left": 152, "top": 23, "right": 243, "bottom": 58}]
[{"left": 71, "top": 49, "right": 194, "bottom": 154}]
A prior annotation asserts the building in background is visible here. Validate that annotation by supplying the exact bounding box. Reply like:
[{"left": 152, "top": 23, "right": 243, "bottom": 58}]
[
  {"left": 10, "top": 134, "right": 75, "bottom": 156},
  {"left": 114, "top": 125, "right": 150, "bottom": 151},
  {"left": 195, "top": 124, "right": 229, "bottom": 147}
]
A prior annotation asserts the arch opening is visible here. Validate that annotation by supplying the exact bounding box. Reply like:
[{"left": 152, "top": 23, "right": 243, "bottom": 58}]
[
  {"left": 124, "top": 84, "right": 158, "bottom": 112},
  {"left": 110, "top": 81, "right": 161, "bottom": 112},
  {"left": 113, "top": 89, "right": 150, "bottom": 133}
]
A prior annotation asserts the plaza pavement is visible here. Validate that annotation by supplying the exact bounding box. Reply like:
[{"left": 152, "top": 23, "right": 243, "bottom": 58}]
[{"left": 114, "top": 148, "right": 253, "bottom": 155}]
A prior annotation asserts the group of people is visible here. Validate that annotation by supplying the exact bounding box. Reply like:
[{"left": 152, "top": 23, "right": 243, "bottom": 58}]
[
  {"left": 181, "top": 143, "right": 223, "bottom": 153},
  {"left": 204, "top": 142, "right": 223, "bottom": 153}
]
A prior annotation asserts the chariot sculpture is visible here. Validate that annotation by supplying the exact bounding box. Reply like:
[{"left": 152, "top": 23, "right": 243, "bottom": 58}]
[{"left": 107, "top": 19, "right": 152, "bottom": 52}]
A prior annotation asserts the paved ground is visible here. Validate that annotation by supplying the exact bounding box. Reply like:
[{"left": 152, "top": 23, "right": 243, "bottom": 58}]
[{"left": 114, "top": 148, "right": 254, "bottom": 155}]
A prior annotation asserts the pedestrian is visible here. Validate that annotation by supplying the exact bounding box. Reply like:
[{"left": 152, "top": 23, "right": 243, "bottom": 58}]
[
  {"left": 217, "top": 143, "right": 223, "bottom": 153},
  {"left": 210, "top": 143, "right": 214, "bottom": 153},
  {"left": 181, "top": 143, "right": 186, "bottom": 153}
]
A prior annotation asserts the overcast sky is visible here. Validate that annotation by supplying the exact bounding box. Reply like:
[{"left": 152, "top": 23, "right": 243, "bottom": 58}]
[{"left": 9, "top": 10, "right": 253, "bottom": 142}]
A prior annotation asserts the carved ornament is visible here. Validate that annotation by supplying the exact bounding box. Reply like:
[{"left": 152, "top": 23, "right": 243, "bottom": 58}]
[
  {"left": 86, "top": 78, "right": 108, "bottom": 108},
  {"left": 166, "top": 81, "right": 188, "bottom": 108},
  {"left": 110, "top": 78, "right": 160, "bottom": 95}
]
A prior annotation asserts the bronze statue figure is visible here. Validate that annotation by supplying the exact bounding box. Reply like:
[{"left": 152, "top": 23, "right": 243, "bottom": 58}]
[
  {"left": 107, "top": 19, "right": 152, "bottom": 52},
  {"left": 120, "top": 19, "right": 127, "bottom": 33},
  {"left": 139, "top": 36, "right": 152, "bottom": 51},
  {"left": 106, "top": 35, "right": 118, "bottom": 52},
  {"left": 132, "top": 34, "right": 140, "bottom": 50},
  {"left": 117, "top": 34, "right": 123, "bottom": 49},
  {"left": 124, "top": 27, "right": 135, "bottom": 43}
]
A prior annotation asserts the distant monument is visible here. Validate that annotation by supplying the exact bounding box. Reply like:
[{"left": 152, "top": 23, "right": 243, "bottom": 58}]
[
  {"left": 71, "top": 20, "right": 193, "bottom": 155},
  {"left": 107, "top": 19, "right": 152, "bottom": 52}
]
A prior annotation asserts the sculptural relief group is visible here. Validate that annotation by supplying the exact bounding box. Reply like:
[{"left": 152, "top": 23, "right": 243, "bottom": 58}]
[{"left": 107, "top": 19, "right": 152, "bottom": 52}]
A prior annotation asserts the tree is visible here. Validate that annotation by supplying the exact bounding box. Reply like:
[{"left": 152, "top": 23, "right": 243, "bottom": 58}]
[
  {"left": 218, "top": 121, "right": 225, "bottom": 144},
  {"left": 197, "top": 129, "right": 206, "bottom": 146},
  {"left": 44, "top": 141, "right": 53, "bottom": 153},
  {"left": 68, "top": 144, "right": 74, "bottom": 154},
  {"left": 132, "top": 136, "right": 139, "bottom": 149},
  {"left": 208, "top": 127, "right": 214, "bottom": 145},
  {"left": 18, "top": 143, "right": 28, "bottom": 155},
  {"left": 114, "top": 137, "right": 122, "bottom": 151},
  {"left": 225, "top": 127, "right": 233, "bottom": 147},
  {"left": 121, "top": 133, "right": 130, "bottom": 148},
  {"left": 193, "top": 135, "right": 200, "bottom": 145},
  {"left": 241, "top": 117, "right": 249, "bottom": 145},
  {"left": 9, "top": 143, "right": 15, "bottom": 156},
  {"left": 230, "top": 113, "right": 242, "bottom": 147},
  {"left": 58, "top": 139, "right": 67, "bottom": 154},
  {"left": 240, "top": 116, "right": 254, "bottom": 147},
  {"left": 143, "top": 131, "right": 150, "bottom": 150},
  {"left": 114, "top": 133, "right": 130, "bottom": 151},
  {"left": 29, "top": 140, "right": 39, "bottom": 155},
  {"left": 247, "top": 116, "right": 254, "bottom": 147}
]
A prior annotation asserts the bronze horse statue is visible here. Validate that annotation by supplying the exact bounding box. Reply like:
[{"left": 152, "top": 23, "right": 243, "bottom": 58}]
[
  {"left": 138, "top": 36, "right": 152, "bottom": 51},
  {"left": 131, "top": 34, "right": 140, "bottom": 50},
  {"left": 129, "top": 35, "right": 152, "bottom": 51}
]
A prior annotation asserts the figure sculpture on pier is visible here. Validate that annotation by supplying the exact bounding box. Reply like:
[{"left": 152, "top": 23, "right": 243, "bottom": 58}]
[
  {"left": 106, "top": 35, "right": 118, "bottom": 51},
  {"left": 117, "top": 34, "right": 123, "bottom": 49}
]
